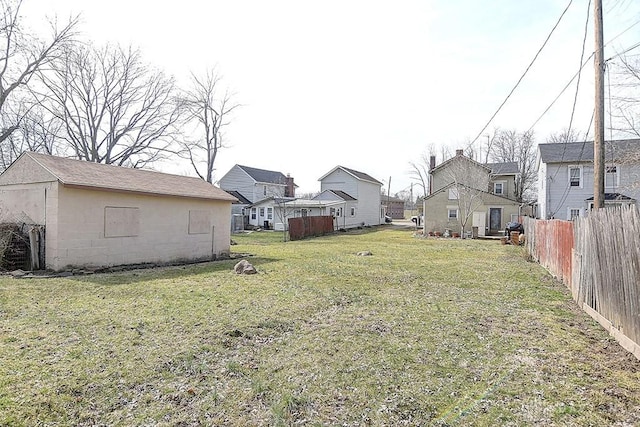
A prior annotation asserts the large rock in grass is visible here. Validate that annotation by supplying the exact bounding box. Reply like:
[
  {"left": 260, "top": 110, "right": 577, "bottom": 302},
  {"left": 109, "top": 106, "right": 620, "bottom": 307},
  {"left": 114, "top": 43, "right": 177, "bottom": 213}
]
[{"left": 234, "top": 259, "right": 257, "bottom": 274}]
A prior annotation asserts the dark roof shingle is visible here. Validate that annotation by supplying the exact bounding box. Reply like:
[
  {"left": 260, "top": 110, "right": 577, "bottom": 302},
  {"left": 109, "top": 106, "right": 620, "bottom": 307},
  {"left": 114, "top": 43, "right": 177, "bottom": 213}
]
[
  {"left": 538, "top": 139, "right": 640, "bottom": 163},
  {"left": 237, "top": 165, "right": 289, "bottom": 185}
]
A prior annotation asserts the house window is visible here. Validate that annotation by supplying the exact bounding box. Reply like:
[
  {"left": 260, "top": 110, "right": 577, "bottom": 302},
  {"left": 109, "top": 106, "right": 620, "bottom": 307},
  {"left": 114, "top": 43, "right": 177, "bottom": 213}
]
[
  {"left": 301, "top": 209, "right": 308, "bottom": 217},
  {"left": 569, "top": 208, "right": 580, "bottom": 220},
  {"left": 251, "top": 208, "right": 257, "bottom": 220},
  {"left": 605, "top": 165, "right": 618, "bottom": 188},
  {"left": 448, "top": 188, "right": 459, "bottom": 200},
  {"left": 336, "top": 207, "right": 342, "bottom": 217},
  {"left": 494, "top": 182, "right": 504, "bottom": 195},
  {"left": 330, "top": 207, "right": 335, "bottom": 216},
  {"left": 259, "top": 207, "right": 265, "bottom": 217},
  {"left": 569, "top": 165, "right": 582, "bottom": 187},
  {"left": 263, "top": 185, "right": 267, "bottom": 196},
  {"left": 448, "top": 209, "right": 458, "bottom": 220},
  {"left": 267, "top": 207, "right": 273, "bottom": 220},
  {"left": 350, "top": 207, "right": 356, "bottom": 216}
]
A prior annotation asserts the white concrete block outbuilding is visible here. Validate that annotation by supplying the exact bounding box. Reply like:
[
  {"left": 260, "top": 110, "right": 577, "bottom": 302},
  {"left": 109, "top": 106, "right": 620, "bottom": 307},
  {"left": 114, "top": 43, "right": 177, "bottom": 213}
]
[{"left": 0, "top": 152, "right": 237, "bottom": 271}]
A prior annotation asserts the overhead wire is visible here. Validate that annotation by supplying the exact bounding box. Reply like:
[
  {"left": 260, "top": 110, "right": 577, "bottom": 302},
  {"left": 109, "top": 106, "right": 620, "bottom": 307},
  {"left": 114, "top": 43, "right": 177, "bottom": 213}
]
[
  {"left": 544, "top": 0, "right": 591, "bottom": 218},
  {"left": 466, "top": 0, "right": 574, "bottom": 151}
]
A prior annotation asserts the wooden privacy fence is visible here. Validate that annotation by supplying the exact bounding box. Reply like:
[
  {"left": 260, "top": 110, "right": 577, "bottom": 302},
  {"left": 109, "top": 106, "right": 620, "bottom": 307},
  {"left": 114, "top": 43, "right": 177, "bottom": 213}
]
[
  {"left": 524, "top": 207, "right": 640, "bottom": 359},
  {"left": 523, "top": 217, "right": 574, "bottom": 292},
  {"left": 573, "top": 207, "right": 640, "bottom": 356},
  {"left": 288, "top": 216, "right": 335, "bottom": 241}
]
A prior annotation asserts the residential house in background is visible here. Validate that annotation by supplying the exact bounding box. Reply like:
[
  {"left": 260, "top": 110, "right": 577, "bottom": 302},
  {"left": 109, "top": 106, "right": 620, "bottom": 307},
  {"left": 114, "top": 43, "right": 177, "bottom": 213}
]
[
  {"left": 318, "top": 166, "right": 384, "bottom": 229},
  {"left": 219, "top": 164, "right": 296, "bottom": 229},
  {"left": 225, "top": 190, "right": 252, "bottom": 231},
  {"left": 423, "top": 150, "right": 521, "bottom": 236},
  {"left": 537, "top": 139, "right": 640, "bottom": 220},
  {"left": 0, "top": 152, "right": 236, "bottom": 271},
  {"left": 382, "top": 195, "right": 406, "bottom": 219}
]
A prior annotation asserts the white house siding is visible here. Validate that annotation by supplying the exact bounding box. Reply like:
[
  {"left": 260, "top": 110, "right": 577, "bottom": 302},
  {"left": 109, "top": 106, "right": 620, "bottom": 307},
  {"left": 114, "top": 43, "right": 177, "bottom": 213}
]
[
  {"left": 356, "top": 181, "right": 383, "bottom": 226},
  {"left": 542, "top": 162, "right": 640, "bottom": 220},
  {"left": 538, "top": 161, "right": 547, "bottom": 219},
  {"left": 219, "top": 165, "right": 286, "bottom": 203},
  {"left": 248, "top": 199, "right": 279, "bottom": 228},
  {"left": 219, "top": 166, "right": 258, "bottom": 202},
  {"left": 49, "top": 186, "right": 231, "bottom": 270},
  {"left": 320, "top": 169, "right": 360, "bottom": 199},
  {"left": 319, "top": 169, "right": 382, "bottom": 227},
  {"left": 542, "top": 163, "right": 593, "bottom": 220}
]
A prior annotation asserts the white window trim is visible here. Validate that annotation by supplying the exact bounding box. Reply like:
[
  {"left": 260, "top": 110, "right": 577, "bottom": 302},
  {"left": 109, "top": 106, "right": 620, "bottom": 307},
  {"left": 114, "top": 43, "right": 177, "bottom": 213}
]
[
  {"left": 605, "top": 164, "right": 620, "bottom": 188},
  {"left": 493, "top": 181, "right": 506, "bottom": 196},
  {"left": 448, "top": 188, "right": 459, "bottom": 200},
  {"left": 567, "top": 207, "right": 581, "bottom": 220},
  {"left": 446, "top": 206, "right": 459, "bottom": 220},
  {"left": 568, "top": 165, "right": 583, "bottom": 189},
  {"left": 350, "top": 207, "right": 356, "bottom": 216}
]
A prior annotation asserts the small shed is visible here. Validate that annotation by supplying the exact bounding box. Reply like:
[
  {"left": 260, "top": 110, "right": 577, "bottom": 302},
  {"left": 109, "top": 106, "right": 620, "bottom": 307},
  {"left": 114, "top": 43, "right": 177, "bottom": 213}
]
[{"left": 0, "top": 152, "right": 237, "bottom": 271}]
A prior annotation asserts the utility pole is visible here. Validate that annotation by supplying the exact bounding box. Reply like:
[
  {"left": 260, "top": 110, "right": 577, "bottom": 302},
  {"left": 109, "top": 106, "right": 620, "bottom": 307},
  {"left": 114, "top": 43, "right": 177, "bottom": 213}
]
[{"left": 593, "top": 0, "right": 605, "bottom": 210}]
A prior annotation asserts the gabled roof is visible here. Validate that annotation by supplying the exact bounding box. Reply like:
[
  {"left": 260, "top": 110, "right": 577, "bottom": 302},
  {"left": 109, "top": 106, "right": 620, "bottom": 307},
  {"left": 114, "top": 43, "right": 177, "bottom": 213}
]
[
  {"left": 538, "top": 139, "right": 640, "bottom": 163},
  {"left": 431, "top": 153, "right": 491, "bottom": 174},
  {"left": 313, "top": 189, "right": 357, "bottom": 201},
  {"left": 318, "top": 166, "right": 383, "bottom": 185},
  {"left": 2, "top": 152, "right": 236, "bottom": 202},
  {"left": 236, "top": 164, "right": 291, "bottom": 185},
  {"left": 485, "top": 161, "right": 519, "bottom": 175},
  {"left": 225, "top": 190, "right": 251, "bottom": 204}
]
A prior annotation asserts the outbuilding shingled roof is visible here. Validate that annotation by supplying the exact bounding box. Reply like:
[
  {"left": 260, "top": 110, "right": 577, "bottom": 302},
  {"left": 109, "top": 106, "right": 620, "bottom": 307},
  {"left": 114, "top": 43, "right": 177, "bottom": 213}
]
[{"left": 10, "top": 152, "right": 237, "bottom": 201}]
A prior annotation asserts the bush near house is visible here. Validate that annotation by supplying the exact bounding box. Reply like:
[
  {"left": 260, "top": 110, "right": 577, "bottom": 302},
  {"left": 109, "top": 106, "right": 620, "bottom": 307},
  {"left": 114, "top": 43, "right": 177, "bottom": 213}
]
[{"left": 0, "top": 228, "right": 638, "bottom": 426}]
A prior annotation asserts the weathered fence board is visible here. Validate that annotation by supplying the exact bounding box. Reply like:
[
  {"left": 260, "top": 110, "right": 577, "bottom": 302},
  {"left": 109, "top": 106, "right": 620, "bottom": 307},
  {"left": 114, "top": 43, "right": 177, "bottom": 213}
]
[
  {"left": 523, "top": 217, "right": 574, "bottom": 287},
  {"left": 288, "top": 216, "right": 334, "bottom": 240},
  {"left": 526, "top": 207, "right": 640, "bottom": 359},
  {"left": 573, "top": 207, "right": 640, "bottom": 346}
]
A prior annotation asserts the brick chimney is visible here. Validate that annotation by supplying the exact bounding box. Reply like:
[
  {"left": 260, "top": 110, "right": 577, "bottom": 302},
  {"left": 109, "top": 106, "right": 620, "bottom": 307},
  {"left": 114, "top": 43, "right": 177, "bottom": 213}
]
[
  {"left": 285, "top": 174, "right": 295, "bottom": 197},
  {"left": 429, "top": 155, "right": 436, "bottom": 171},
  {"left": 455, "top": 149, "right": 464, "bottom": 156}
]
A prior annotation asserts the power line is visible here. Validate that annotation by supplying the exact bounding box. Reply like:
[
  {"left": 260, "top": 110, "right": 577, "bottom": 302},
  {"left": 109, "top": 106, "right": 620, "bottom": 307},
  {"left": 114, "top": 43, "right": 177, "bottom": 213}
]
[
  {"left": 467, "top": 0, "right": 574, "bottom": 150},
  {"left": 545, "top": 0, "right": 592, "bottom": 218}
]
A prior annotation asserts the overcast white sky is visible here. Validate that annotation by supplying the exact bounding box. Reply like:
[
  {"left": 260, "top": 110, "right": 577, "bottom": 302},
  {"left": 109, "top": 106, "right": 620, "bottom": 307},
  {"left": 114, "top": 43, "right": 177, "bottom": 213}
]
[{"left": 22, "top": 0, "right": 640, "bottom": 196}]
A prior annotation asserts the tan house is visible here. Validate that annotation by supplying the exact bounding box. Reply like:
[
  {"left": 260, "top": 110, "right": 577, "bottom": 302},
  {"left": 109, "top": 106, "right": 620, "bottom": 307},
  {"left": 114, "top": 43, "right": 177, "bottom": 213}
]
[
  {"left": 423, "top": 150, "right": 521, "bottom": 236},
  {"left": 0, "top": 152, "right": 236, "bottom": 271}
]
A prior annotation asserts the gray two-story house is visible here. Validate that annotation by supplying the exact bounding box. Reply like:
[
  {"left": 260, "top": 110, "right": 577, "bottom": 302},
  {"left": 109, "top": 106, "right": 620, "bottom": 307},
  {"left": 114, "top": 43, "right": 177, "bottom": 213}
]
[
  {"left": 219, "top": 164, "right": 296, "bottom": 229},
  {"left": 537, "top": 139, "right": 640, "bottom": 220},
  {"left": 423, "top": 150, "right": 521, "bottom": 236}
]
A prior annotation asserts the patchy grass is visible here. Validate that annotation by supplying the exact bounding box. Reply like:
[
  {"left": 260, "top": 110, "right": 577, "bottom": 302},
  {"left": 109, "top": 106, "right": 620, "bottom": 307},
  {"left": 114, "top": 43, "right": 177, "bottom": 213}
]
[{"left": 1, "top": 226, "right": 638, "bottom": 426}]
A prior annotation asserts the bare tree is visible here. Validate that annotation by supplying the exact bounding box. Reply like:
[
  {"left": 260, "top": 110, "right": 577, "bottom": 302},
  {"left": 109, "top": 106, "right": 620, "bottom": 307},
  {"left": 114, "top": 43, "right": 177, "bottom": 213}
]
[
  {"left": 443, "top": 153, "right": 489, "bottom": 237},
  {"left": 36, "top": 44, "right": 181, "bottom": 167},
  {"left": 546, "top": 128, "right": 581, "bottom": 144},
  {"left": 408, "top": 144, "right": 436, "bottom": 197},
  {"left": 0, "top": 0, "right": 77, "bottom": 166},
  {"left": 610, "top": 55, "right": 640, "bottom": 139},
  {"left": 489, "top": 129, "right": 537, "bottom": 202},
  {"left": 0, "top": 105, "right": 60, "bottom": 169},
  {"left": 180, "top": 69, "right": 238, "bottom": 183}
]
